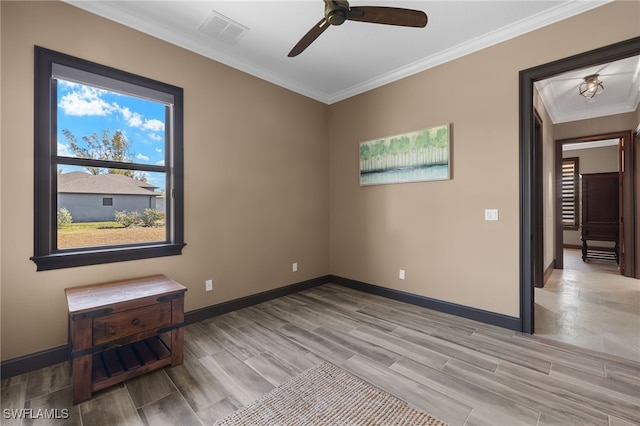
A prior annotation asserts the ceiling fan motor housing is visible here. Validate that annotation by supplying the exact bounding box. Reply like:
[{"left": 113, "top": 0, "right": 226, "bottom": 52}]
[{"left": 325, "top": 1, "right": 349, "bottom": 25}]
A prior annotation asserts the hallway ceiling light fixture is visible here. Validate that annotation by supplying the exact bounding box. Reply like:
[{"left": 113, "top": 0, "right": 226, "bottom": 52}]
[{"left": 578, "top": 74, "right": 604, "bottom": 98}]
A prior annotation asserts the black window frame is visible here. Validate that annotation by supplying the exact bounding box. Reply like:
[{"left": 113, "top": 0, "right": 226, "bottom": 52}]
[
  {"left": 102, "top": 197, "right": 113, "bottom": 207},
  {"left": 32, "top": 46, "right": 185, "bottom": 271}
]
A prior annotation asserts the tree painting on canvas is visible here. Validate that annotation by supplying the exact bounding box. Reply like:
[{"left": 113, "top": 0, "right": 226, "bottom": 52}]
[{"left": 359, "top": 123, "right": 450, "bottom": 186}]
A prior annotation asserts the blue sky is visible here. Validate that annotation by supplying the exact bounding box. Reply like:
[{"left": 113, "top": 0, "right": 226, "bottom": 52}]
[{"left": 57, "top": 79, "right": 166, "bottom": 190}]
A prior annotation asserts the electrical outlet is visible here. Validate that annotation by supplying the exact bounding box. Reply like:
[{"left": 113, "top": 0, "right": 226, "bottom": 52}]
[
  {"left": 399, "top": 269, "right": 405, "bottom": 280},
  {"left": 205, "top": 279, "right": 213, "bottom": 291},
  {"left": 292, "top": 262, "right": 298, "bottom": 272}
]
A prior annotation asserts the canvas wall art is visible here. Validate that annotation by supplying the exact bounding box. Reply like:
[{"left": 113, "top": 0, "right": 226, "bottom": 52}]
[{"left": 359, "top": 123, "right": 451, "bottom": 186}]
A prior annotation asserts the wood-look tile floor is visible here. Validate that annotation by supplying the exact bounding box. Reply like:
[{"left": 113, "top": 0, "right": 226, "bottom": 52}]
[
  {"left": 2, "top": 283, "right": 639, "bottom": 425},
  {"left": 535, "top": 249, "right": 640, "bottom": 362}
]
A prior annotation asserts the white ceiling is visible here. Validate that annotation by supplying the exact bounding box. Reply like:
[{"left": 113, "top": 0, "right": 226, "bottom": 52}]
[
  {"left": 64, "top": 0, "right": 639, "bottom": 121},
  {"left": 536, "top": 55, "right": 640, "bottom": 124}
]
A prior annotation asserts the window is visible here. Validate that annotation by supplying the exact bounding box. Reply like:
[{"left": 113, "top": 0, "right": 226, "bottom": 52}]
[
  {"left": 562, "top": 157, "right": 579, "bottom": 229},
  {"left": 32, "top": 46, "right": 185, "bottom": 271}
]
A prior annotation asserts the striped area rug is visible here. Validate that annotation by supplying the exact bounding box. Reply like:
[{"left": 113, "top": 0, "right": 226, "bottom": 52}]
[{"left": 214, "top": 362, "right": 447, "bottom": 425}]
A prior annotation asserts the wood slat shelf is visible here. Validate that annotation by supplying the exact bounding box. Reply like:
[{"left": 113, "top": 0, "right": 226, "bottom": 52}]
[
  {"left": 91, "top": 335, "right": 171, "bottom": 383},
  {"left": 582, "top": 248, "right": 618, "bottom": 263}
]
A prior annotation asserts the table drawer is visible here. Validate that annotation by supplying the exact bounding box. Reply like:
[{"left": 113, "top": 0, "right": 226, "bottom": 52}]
[{"left": 93, "top": 301, "right": 172, "bottom": 345}]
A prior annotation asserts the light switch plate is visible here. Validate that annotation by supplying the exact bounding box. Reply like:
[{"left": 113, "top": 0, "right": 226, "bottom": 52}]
[{"left": 485, "top": 209, "right": 499, "bottom": 221}]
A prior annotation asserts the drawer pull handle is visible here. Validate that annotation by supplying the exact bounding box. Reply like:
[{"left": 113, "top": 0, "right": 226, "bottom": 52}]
[{"left": 132, "top": 319, "right": 140, "bottom": 326}]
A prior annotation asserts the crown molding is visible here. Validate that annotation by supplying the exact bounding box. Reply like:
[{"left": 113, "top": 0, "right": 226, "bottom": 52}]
[{"left": 327, "top": 0, "right": 610, "bottom": 104}]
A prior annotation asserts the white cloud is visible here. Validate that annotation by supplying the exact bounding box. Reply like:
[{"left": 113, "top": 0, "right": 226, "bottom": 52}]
[
  {"left": 57, "top": 141, "right": 75, "bottom": 157},
  {"left": 155, "top": 160, "right": 165, "bottom": 166},
  {"left": 136, "top": 153, "right": 150, "bottom": 161},
  {"left": 120, "top": 107, "right": 144, "bottom": 128},
  {"left": 155, "top": 148, "right": 163, "bottom": 153},
  {"left": 59, "top": 84, "right": 165, "bottom": 140},
  {"left": 119, "top": 105, "right": 131, "bottom": 119},
  {"left": 129, "top": 115, "right": 144, "bottom": 127},
  {"left": 143, "top": 119, "right": 164, "bottom": 132},
  {"left": 59, "top": 80, "right": 79, "bottom": 89},
  {"left": 117, "top": 106, "right": 164, "bottom": 132},
  {"left": 58, "top": 86, "right": 115, "bottom": 116}
]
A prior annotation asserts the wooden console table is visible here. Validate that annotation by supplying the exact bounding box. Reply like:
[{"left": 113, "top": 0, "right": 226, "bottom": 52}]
[{"left": 65, "top": 275, "right": 187, "bottom": 404}]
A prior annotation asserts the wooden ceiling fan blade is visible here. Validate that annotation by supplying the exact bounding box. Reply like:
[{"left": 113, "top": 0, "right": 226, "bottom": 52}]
[
  {"left": 288, "top": 18, "right": 330, "bottom": 57},
  {"left": 348, "top": 6, "right": 427, "bottom": 27}
]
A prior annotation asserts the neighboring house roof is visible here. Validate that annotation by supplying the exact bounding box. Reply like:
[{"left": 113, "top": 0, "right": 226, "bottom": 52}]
[
  {"left": 58, "top": 171, "right": 160, "bottom": 196},
  {"left": 103, "top": 173, "right": 158, "bottom": 192}
]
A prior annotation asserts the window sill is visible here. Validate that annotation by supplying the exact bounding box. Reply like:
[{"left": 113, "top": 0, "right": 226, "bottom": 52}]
[{"left": 31, "top": 243, "right": 186, "bottom": 271}]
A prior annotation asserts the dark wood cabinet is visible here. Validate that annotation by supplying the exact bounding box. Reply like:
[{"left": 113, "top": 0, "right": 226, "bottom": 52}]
[
  {"left": 65, "top": 275, "right": 186, "bottom": 404},
  {"left": 581, "top": 172, "right": 619, "bottom": 263}
]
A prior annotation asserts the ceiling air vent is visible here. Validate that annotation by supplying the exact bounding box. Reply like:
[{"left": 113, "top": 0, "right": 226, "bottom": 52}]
[{"left": 199, "top": 11, "right": 249, "bottom": 46}]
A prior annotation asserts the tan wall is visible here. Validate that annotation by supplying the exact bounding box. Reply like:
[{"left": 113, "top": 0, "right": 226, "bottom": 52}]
[
  {"left": 555, "top": 112, "right": 638, "bottom": 141},
  {"left": 570, "top": 146, "right": 618, "bottom": 175},
  {"left": 0, "top": 1, "right": 329, "bottom": 360},
  {"left": 328, "top": 1, "right": 639, "bottom": 317}
]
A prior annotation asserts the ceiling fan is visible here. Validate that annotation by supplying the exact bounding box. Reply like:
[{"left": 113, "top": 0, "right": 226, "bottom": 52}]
[{"left": 288, "top": 0, "right": 428, "bottom": 57}]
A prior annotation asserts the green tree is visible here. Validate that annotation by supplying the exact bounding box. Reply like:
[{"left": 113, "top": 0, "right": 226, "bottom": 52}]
[
  {"left": 434, "top": 126, "right": 449, "bottom": 147},
  {"left": 389, "top": 137, "right": 402, "bottom": 155},
  {"left": 359, "top": 144, "right": 371, "bottom": 161},
  {"left": 372, "top": 140, "right": 386, "bottom": 157},
  {"left": 398, "top": 135, "right": 411, "bottom": 154},
  {"left": 62, "top": 129, "right": 134, "bottom": 177},
  {"left": 414, "top": 129, "right": 432, "bottom": 149}
]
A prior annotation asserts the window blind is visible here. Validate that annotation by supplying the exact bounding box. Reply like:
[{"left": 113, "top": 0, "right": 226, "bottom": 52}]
[{"left": 562, "top": 157, "right": 579, "bottom": 228}]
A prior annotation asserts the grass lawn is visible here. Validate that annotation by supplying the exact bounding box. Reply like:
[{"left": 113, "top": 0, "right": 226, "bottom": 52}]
[{"left": 58, "top": 221, "right": 165, "bottom": 248}]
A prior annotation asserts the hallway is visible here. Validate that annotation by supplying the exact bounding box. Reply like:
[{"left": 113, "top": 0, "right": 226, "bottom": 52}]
[{"left": 535, "top": 248, "right": 640, "bottom": 362}]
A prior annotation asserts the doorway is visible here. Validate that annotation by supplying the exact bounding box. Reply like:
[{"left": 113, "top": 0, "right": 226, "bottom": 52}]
[
  {"left": 555, "top": 133, "right": 628, "bottom": 274},
  {"left": 519, "top": 36, "right": 640, "bottom": 335}
]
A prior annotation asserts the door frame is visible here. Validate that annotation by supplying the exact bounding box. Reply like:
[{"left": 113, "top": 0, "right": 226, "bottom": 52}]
[
  {"left": 519, "top": 36, "right": 640, "bottom": 334},
  {"left": 533, "top": 110, "right": 544, "bottom": 288}
]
